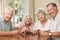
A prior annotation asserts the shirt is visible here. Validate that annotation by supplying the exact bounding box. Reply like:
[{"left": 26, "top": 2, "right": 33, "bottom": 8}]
[
  {"left": 34, "top": 20, "right": 51, "bottom": 31},
  {"left": 0, "top": 15, "right": 14, "bottom": 32},
  {"left": 50, "top": 12, "right": 60, "bottom": 40},
  {"left": 18, "top": 22, "right": 34, "bottom": 31},
  {"left": 50, "top": 12, "right": 60, "bottom": 32}
]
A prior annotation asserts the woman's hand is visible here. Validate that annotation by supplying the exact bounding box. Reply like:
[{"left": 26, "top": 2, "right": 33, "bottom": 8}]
[{"left": 39, "top": 31, "right": 49, "bottom": 36}]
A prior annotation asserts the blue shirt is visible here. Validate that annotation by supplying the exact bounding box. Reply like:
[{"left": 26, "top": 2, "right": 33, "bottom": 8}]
[{"left": 0, "top": 15, "right": 14, "bottom": 32}]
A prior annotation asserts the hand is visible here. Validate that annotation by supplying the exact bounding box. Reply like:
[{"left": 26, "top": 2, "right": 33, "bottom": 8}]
[
  {"left": 40, "top": 31, "right": 49, "bottom": 36},
  {"left": 30, "top": 30, "right": 38, "bottom": 35},
  {"left": 10, "top": 30, "right": 19, "bottom": 35},
  {"left": 20, "top": 27, "right": 26, "bottom": 33}
]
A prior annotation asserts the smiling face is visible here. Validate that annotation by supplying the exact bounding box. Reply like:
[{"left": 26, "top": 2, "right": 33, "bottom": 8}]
[
  {"left": 37, "top": 13, "right": 45, "bottom": 21},
  {"left": 3, "top": 9, "right": 13, "bottom": 23},
  {"left": 24, "top": 15, "right": 32, "bottom": 25},
  {"left": 46, "top": 4, "right": 58, "bottom": 18}
]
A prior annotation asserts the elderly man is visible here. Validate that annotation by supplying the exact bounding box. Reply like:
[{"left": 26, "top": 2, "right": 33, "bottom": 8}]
[
  {"left": 15, "top": 14, "right": 38, "bottom": 40},
  {"left": 0, "top": 7, "right": 19, "bottom": 40},
  {"left": 46, "top": 3, "right": 60, "bottom": 40}
]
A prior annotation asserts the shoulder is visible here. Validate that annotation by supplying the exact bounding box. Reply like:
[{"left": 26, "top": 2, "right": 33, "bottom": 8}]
[
  {"left": 0, "top": 15, "right": 3, "bottom": 25},
  {"left": 15, "top": 22, "right": 24, "bottom": 27},
  {"left": 34, "top": 21, "right": 40, "bottom": 27},
  {"left": 56, "top": 13, "right": 60, "bottom": 20},
  {"left": 0, "top": 15, "right": 3, "bottom": 22},
  {"left": 35, "top": 21, "right": 39, "bottom": 24}
]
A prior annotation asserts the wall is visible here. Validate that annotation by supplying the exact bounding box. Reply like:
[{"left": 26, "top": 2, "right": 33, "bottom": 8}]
[{"left": 34, "top": 0, "right": 60, "bottom": 21}]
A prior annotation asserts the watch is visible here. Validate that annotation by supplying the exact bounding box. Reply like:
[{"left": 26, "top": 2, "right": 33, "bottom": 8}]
[{"left": 49, "top": 33, "right": 51, "bottom": 35}]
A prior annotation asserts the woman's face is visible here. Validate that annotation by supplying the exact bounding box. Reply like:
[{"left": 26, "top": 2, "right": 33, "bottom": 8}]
[
  {"left": 37, "top": 13, "right": 45, "bottom": 21},
  {"left": 24, "top": 16, "right": 32, "bottom": 25}
]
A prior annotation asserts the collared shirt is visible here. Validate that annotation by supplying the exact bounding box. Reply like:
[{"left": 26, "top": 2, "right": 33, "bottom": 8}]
[
  {"left": 0, "top": 15, "right": 14, "bottom": 32},
  {"left": 18, "top": 22, "right": 34, "bottom": 30},
  {"left": 18, "top": 22, "right": 38, "bottom": 40},
  {"left": 34, "top": 20, "right": 51, "bottom": 31},
  {"left": 50, "top": 12, "right": 60, "bottom": 40},
  {"left": 50, "top": 12, "right": 60, "bottom": 32}
]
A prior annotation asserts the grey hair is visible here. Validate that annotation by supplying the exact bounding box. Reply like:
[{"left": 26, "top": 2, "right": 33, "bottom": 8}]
[
  {"left": 35, "top": 8, "right": 46, "bottom": 15},
  {"left": 22, "top": 14, "right": 32, "bottom": 21},
  {"left": 3, "top": 6, "right": 14, "bottom": 14}
]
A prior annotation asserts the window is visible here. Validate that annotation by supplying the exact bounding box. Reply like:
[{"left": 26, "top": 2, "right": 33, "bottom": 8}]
[{"left": 9, "top": 0, "right": 25, "bottom": 25}]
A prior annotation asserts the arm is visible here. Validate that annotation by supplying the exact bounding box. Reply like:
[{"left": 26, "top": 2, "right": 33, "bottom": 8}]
[
  {"left": 9, "top": 30, "right": 20, "bottom": 35},
  {"left": 9, "top": 24, "right": 22, "bottom": 35},
  {"left": 49, "top": 32, "right": 60, "bottom": 37},
  {"left": 0, "top": 25, "right": 21, "bottom": 35},
  {"left": 40, "top": 30, "right": 50, "bottom": 36},
  {"left": 0, "top": 31, "right": 10, "bottom": 35},
  {"left": 50, "top": 21, "right": 60, "bottom": 37},
  {"left": 0, "top": 30, "right": 19, "bottom": 36},
  {"left": 9, "top": 22, "right": 22, "bottom": 35}
]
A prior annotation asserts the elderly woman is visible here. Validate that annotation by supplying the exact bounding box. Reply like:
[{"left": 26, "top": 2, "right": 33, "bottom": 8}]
[
  {"left": 35, "top": 9, "right": 51, "bottom": 40},
  {"left": 15, "top": 14, "right": 38, "bottom": 40}
]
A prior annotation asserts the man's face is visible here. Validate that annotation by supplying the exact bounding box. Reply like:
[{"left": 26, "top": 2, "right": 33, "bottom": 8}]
[
  {"left": 46, "top": 4, "right": 58, "bottom": 18},
  {"left": 37, "top": 13, "right": 45, "bottom": 21},
  {"left": 24, "top": 16, "right": 32, "bottom": 25},
  {"left": 3, "top": 10, "right": 13, "bottom": 22}
]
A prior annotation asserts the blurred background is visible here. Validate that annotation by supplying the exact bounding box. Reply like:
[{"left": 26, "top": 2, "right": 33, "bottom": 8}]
[{"left": 0, "top": 0, "right": 60, "bottom": 25}]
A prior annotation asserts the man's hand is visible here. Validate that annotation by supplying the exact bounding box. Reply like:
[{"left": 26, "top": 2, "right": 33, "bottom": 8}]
[
  {"left": 51, "top": 32, "right": 60, "bottom": 37},
  {"left": 10, "top": 30, "right": 20, "bottom": 35}
]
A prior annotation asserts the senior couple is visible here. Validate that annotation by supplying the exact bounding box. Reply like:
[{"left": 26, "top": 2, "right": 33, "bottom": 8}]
[{"left": 0, "top": 3, "right": 60, "bottom": 40}]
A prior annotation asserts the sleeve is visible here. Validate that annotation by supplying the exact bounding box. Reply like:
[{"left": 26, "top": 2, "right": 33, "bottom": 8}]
[
  {"left": 56, "top": 21, "right": 60, "bottom": 32},
  {"left": 56, "top": 16, "right": 60, "bottom": 32},
  {"left": 49, "top": 24, "right": 54, "bottom": 32},
  {"left": 49, "top": 20, "right": 56, "bottom": 32},
  {"left": 33, "top": 22, "right": 39, "bottom": 30},
  {"left": 0, "top": 22, "right": 2, "bottom": 30},
  {"left": 10, "top": 21, "right": 14, "bottom": 31},
  {"left": 0, "top": 16, "right": 2, "bottom": 30}
]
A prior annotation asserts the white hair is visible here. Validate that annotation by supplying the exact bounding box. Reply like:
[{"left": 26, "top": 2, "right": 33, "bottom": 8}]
[
  {"left": 35, "top": 8, "right": 46, "bottom": 15},
  {"left": 3, "top": 6, "right": 14, "bottom": 14},
  {"left": 22, "top": 14, "right": 32, "bottom": 21}
]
